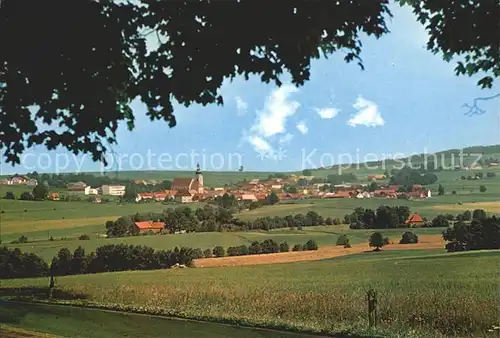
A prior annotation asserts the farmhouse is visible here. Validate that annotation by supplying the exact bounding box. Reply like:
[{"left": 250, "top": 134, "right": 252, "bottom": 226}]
[
  {"left": 374, "top": 189, "right": 397, "bottom": 198},
  {"left": 11, "top": 175, "right": 29, "bottom": 184},
  {"left": 171, "top": 165, "right": 204, "bottom": 194},
  {"left": 406, "top": 189, "right": 432, "bottom": 199},
  {"left": 175, "top": 189, "right": 194, "bottom": 203},
  {"left": 48, "top": 193, "right": 60, "bottom": 201},
  {"left": 26, "top": 178, "right": 38, "bottom": 186},
  {"left": 101, "top": 184, "right": 126, "bottom": 196},
  {"left": 405, "top": 213, "right": 425, "bottom": 226},
  {"left": 134, "top": 221, "right": 164, "bottom": 234},
  {"left": 67, "top": 182, "right": 92, "bottom": 195}
]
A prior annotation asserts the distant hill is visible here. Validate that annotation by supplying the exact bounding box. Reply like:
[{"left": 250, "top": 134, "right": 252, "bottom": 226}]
[{"left": 302, "top": 144, "right": 500, "bottom": 177}]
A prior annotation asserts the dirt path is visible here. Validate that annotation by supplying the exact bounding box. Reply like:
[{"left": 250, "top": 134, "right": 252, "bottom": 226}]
[
  {"left": 0, "top": 327, "right": 59, "bottom": 338},
  {"left": 193, "top": 235, "right": 445, "bottom": 268}
]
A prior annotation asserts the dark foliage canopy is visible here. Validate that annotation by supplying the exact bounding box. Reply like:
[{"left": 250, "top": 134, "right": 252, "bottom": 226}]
[{"left": 1, "top": 1, "right": 497, "bottom": 164}]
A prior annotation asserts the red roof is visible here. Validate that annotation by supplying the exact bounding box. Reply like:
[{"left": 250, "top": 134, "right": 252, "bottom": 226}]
[
  {"left": 172, "top": 178, "right": 193, "bottom": 190},
  {"left": 134, "top": 221, "right": 164, "bottom": 230},
  {"left": 406, "top": 213, "right": 424, "bottom": 224},
  {"left": 374, "top": 189, "right": 396, "bottom": 195},
  {"left": 175, "top": 189, "right": 193, "bottom": 197}
]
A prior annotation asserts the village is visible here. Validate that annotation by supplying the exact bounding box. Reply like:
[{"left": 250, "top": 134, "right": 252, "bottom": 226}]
[{"left": 0, "top": 165, "right": 433, "bottom": 204}]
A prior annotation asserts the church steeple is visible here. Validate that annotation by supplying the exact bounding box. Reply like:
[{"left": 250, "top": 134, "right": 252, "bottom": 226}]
[{"left": 195, "top": 163, "right": 204, "bottom": 193}]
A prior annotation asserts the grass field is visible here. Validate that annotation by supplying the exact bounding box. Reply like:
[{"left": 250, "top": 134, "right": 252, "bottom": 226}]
[
  {"left": 6, "top": 226, "right": 446, "bottom": 262},
  {"left": 2, "top": 250, "right": 499, "bottom": 337},
  {"left": 2, "top": 164, "right": 500, "bottom": 243},
  {"left": 0, "top": 301, "right": 313, "bottom": 338}
]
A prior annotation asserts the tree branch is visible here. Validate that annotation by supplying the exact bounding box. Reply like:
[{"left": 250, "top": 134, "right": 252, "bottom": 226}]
[{"left": 463, "top": 93, "right": 500, "bottom": 117}]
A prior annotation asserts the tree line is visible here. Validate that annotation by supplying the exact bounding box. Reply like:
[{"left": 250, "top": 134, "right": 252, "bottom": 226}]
[
  {"left": 443, "top": 216, "right": 500, "bottom": 252},
  {"left": 345, "top": 206, "right": 411, "bottom": 229},
  {"left": 1, "top": 239, "right": 320, "bottom": 280},
  {"left": 105, "top": 204, "right": 342, "bottom": 238},
  {"left": 389, "top": 167, "right": 438, "bottom": 186},
  {"left": 1, "top": 243, "right": 197, "bottom": 280},
  {"left": 224, "top": 239, "right": 318, "bottom": 257}
]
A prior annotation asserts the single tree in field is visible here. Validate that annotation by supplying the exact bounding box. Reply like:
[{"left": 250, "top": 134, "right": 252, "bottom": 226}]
[
  {"left": 32, "top": 184, "right": 48, "bottom": 200},
  {"left": 267, "top": 191, "right": 280, "bottom": 205},
  {"left": 369, "top": 232, "right": 385, "bottom": 251},
  {"left": 0, "top": 1, "right": 497, "bottom": 165},
  {"left": 4, "top": 191, "right": 15, "bottom": 200},
  {"left": 479, "top": 185, "right": 487, "bottom": 193},
  {"left": 438, "top": 184, "right": 445, "bottom": 196}
]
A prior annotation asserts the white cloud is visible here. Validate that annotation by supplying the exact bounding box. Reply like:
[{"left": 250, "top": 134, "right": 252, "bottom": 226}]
[
  {"left": 244, "top": 84, "right": 300, "bottom": 157},
  {"left": 250, "top": 84, "right": 300, "bottom": 138},
  {"left": 235, "top": 96, "right": 248, "bottom": 116},
  {"left": 296, "top": 120, "right": 308, "bottom": 134},
  {"left": 247, "top": 135, "right": 273, "bottom": 154},
  {"left": 347, "top": 96, "right": 385, "bottom": 127},
  {"left": 315, "top": 107, "right": 340, "bottom": 119},
  {"left": 279, "top": 133, "right": 294, "bottom": 145}
]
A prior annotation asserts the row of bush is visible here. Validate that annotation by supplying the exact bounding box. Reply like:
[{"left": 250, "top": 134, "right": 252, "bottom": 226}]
[{"left": 224, "top": 239, "right": 318, "bottom": 257}]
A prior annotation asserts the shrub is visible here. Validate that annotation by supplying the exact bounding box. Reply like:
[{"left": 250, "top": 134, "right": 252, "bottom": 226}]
[
  {"left": 212, "top": 246, "right": 225, "bottom": 257},
  {"left": 399, "top": 231, "right": 419, "bottom": 244},
  {"left": 237, "top": 245, "right": 249, "bottom": 256},
  {"left": 192, "top": 248, "right": 204, "bottom": 259},
  {"left": 383, "top": 237, "right": 390, "bottom": 245},
  {"left": 78, "top": 234, "right": 90, "bottom": 240},
  {"left": 49, "top": 236, "right": 54, "bottom": 241},
  {"left": 304, "top": 239, "right": 318, "bottom": 251},
  {"left": 325, "top": 217, "right": 333, "bottom": 225},
  {"left": 336, "top": 234, "right": 350, "bottom": 246},
  {"left": 279, "top": 242, "right": 290, "bottom": 252},
  {"left": 203, "top": 248, "right": 212, "bottom": 258},
  {"left": 260, "top": 239, "right": 279, "bottom": 254},
  {"left": 369, "top": 232, "right": 385, "bottom": 251},
  {"left": 227, "top": 246, "right": 239, "bottom": 256},
  {"left": 292, "top": 244, "right": 303, "bottom": 251},
  {"left": 248, "top": 241, "right": 261, "bottom": 254},
  {"left": 4, "top": 192, "right": 15, "bottom": 200}
]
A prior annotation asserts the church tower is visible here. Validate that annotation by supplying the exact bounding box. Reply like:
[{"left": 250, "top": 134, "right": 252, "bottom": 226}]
[{"left": 195, "top": 163, "right": 204, "bottom": 194}]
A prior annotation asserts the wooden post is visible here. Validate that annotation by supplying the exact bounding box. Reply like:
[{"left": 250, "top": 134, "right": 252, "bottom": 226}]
[
  {"left": 48, "top": 262, "right": 55, "bottom": 299},
  {"left": 367, "top": 289, "right": 377, "bottom": 327}
]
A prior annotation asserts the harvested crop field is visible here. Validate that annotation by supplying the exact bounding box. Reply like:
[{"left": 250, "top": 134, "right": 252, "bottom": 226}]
[
  {"left": 194, "top": 234, "right": 445, "bottom": 267},
  {"left": 429, "top": 201, "right": 500, "bottom": 213}
]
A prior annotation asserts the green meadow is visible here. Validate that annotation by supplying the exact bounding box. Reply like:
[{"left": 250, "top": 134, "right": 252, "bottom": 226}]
[
  {"left": 5, "top": 225, "right": 445, "bottom": 262},
  {"left": 2, "top": 250, "right": 499, "bottom": 337}
]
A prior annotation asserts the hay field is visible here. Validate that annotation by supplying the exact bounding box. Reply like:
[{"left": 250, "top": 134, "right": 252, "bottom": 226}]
[
  {"left": 193, "top": 234, "right": 445, "bottom": 268},
  {"left": 429, "top": 201, "right": 500, "bottom": 214}
]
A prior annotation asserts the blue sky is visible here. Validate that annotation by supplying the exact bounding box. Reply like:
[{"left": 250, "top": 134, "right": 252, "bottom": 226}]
[{"left": 2, "top": 4, "right": 499, "bottom": 175}]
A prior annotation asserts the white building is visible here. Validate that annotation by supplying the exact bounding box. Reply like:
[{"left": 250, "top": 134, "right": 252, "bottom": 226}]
[{"left": 101, "top": 185, "right": 126, "bottom": 196}]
